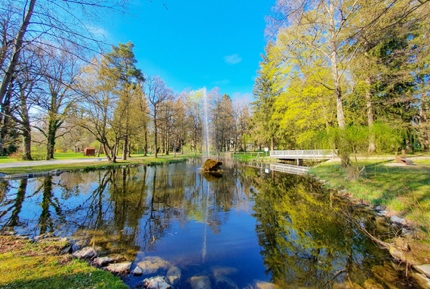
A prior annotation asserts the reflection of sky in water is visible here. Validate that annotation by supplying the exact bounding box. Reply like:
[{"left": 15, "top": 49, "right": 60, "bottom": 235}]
[{"left": 0, "top": 162, "right": 412, "bottom": 288}]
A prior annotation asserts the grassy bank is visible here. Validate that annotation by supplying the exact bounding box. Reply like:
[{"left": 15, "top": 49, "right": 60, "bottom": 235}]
[
  {"left": 0, "top": 154, "right": 191, "bottom": 175},
  {"left": 310, "top": 158, "right": 430, "bottom": 239},
  {"left": 0, "top": 236, "right": 127, "bottom": 289}
]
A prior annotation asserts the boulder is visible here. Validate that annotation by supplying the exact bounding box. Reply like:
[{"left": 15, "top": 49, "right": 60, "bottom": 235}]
[
  {"left": 414, "top": 264, "right": 430, "bottom": 278},
  {"left": 133, "top": 266, "right": 144, "bottom": 276},
  {"left": 189, "top": 276, "right": 211, "bottom": 289},
  {"left": 202, "top": 159, "right": 222, "bottom": 172},
  {"left": 166, "top": 266, "right": 181, "bottom": 285},
  {"left": 143, "top": 276, "right": 171, "bottom": 289},
  {"left": 137, "top": 256, "right": 172, "bottom": 275},
  {"left": 106, "top": 261, "right": 132, "bottom": 274},
  {"left": 93, "top": 256, "right": 113, "bottom": 266},
  {"left": 72, "top": 247, "right": 97, "bottom": 259},
  {"left": 213, "top": 275, "right": 238, "bottom": 289}
]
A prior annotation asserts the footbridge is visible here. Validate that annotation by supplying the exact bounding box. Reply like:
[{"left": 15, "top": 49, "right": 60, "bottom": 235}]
[{"left": 270, "top": 149, "right": 336, "bottom": 165}]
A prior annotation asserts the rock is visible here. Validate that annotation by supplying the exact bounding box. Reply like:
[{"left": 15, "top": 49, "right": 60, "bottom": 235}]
[
  {"left": 137, "top": 256, "right": 172, "bottom": 275},
  {"left": 414, "top": 264, "right": 430, "bottom": 278},
  {"left": 211, "top": 266, "right": 238, "bottom": 277},
  {"left": 93, "top": 256, "right": 113, "bottom": 266},
  {"left": 202, "top": 159, "right": 222, "bottom": 172},
  {"left": 72, "top": 247, "right": 97, "bottom": 259},
  {"left": 108, "top": 254, "right": 126, "bottom": 263},
  {"left": 106, "top": 261, "right": 132, "bottom": 274},
  {"left": 189, "top": 276, "right": 211, "bottom": 289},
  {"left": 255, "top": 281, "right": 279, "bottom": 289},
  {"left": 411, "top": 272, "right": 430, "bottom": 289},
  {"left": 60, "top": 245, "right": 72, "bottom": 254},
  {"left": 133, "top": 266, "right": 144, "bottom": 276},
  {"left": 166, "top": 266, "right": 181, "bottom": 285},
  {"left": 390, "top": 216, "right": 406, "bottom": 226},
  {"left": 213, "top": 275, "right": 238, "bottom": 289},
  {"left": 143, "top": 276, "right": 171, "bottom": 289}
]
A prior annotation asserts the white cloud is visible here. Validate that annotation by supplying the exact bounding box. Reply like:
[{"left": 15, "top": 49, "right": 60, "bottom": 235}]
[
  {"left": 224, "top": 54, "right": 242, "bottom": 65},
  {"left": 85, "top": 24, "right": 109, "bottom": 39}
]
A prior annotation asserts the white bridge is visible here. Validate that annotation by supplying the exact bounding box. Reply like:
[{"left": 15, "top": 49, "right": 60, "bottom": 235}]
[{"left": 270, "top": 150, "right": 336, "bottom": 164}]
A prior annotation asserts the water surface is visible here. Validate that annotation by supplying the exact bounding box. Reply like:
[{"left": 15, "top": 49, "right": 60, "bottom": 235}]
[{"left": 0, "top": 160, "right": 416, "bottom": 288}]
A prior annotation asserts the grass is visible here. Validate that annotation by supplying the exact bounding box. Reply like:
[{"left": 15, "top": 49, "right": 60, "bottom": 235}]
[
  {"left": 0, "top": 236, "right": 127, "bottom": 289},
  {"left": 233, "top": 151, "right": 272, "bottom": 162},
  {"left": 0, "top": 154, "right": 191, "bottom": 175},
  {"left": 310, "top": 159, "right": 430, "bottom": 239}
]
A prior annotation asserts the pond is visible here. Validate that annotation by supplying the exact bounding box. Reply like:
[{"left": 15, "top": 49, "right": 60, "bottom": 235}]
[{"left": 0, "top": 159, "right": 418, "bottom": 288}]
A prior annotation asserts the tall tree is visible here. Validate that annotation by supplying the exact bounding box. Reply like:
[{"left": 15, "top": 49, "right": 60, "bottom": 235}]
[
  {"left": 252, "top": 42, "right": 284, "bottom": 151},
  {"left": 146, "top": 76, "right": 173, "bottom": 158},
  {"left": 33, "top": 44, "right": 80, "bottom": 160},
  {"left": 103, "top": 42, "right": 144, "bottom": 160}
]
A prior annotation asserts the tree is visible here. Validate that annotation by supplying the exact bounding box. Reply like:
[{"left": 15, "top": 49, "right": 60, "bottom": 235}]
[
  {"left": 103, "top": 42, "right": 144, "bottom": 160},
  {"left": 33, "top": 44, "right": 81, "bottom": 160},
  {"left": 0, "top": 0, "right": 127, "bottom": 107},
  {"left": 184, "top": 89, "right": 203, "bottom": 155},
  {"left": 252, "top": 42, "right": 284, "bottom": 151},
  {"left": 212, "top": 92, "right": 235, "bottom": 154},
  {"left": 146, "top": 76, "right": 173, "bottom": 158}
]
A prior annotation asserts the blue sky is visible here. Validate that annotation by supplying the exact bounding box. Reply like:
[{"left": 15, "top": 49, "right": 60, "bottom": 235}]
[{"left": 99, "top": 0, "right": 274, "bottom": 99}]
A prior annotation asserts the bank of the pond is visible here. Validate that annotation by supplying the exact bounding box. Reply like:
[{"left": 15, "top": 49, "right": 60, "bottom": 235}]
[
  {"left": 309, "top": 158, "right": 430, "bottom": 287},
  {"left": 0, "top": 155, "right": 190, "bottom": 179},
  {"left": 0, "top": 235, "right": 128, "bottom": 289},
  {"left": 0, "top": 156, "right": 192, "bottom": 289}
]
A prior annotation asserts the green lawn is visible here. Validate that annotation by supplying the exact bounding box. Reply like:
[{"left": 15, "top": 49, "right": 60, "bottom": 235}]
[
  {"left": 0, "top": 154, "right": 191, "bottom": 175},
  {"left": 310, "top": 159, "right": 430, "bottom": 239},
  {"left": 0, "top": 236, "right": 127, "bottom": 289}
]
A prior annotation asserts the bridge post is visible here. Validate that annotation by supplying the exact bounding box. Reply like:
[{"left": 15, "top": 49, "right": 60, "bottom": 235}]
[{"left": 297, "top": 159, "right": 303, "bottom": 166}]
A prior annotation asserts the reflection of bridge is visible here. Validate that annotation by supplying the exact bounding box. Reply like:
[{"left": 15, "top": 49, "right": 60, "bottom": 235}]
[
  {"left": 270, "top": 164, "right": 309, "bottom": 175},
  {"left": 270, "top": 150, "right": 336, "bottom": 165}
]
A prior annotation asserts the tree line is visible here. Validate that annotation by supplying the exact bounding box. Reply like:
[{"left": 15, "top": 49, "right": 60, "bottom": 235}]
[
  {"left": 2, "top": 0, "right": 428, "bottom": 163},
  {"left": 0, "top": 0, "right": 253, "bottom": 162},
  {"left": 252, "top": 0, "right": 429, "bottom": 164}
]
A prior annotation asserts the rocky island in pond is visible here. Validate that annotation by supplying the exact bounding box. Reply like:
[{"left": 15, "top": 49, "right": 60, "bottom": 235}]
[{"left": 201, "top": 159, "right": 223, "bottom": 178}]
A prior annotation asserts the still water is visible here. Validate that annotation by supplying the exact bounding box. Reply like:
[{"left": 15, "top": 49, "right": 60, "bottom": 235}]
[{"left": 0, "top": 160, "right": 417, "bottom": 288}]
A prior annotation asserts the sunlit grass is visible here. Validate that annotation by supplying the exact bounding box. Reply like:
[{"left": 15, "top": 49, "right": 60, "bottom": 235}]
[
  {"left": 0, "top": 154, "right": 190, "bottom": 175},
  {"left": 0, "top": 236, "right": 127, "bottom": 289},
  {"left": 310, "top": 160, "right": 430, "bottom": 238}
]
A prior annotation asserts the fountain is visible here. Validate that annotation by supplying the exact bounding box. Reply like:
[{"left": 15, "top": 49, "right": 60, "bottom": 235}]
[{"left": 202, "top": 87, "right": 210, "bottom": 157}]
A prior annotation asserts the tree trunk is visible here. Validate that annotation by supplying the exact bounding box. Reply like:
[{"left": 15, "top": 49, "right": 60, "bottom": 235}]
[
  {"left": 0, "top": 0, "right": 36, "bottom": 105},
  {"left": 0, "top": 86, "right": 12, "bottom": 155},
  {"left": 46, "top": 120, "right": 57, "bottom": 160},
  {"left": 22, "top": 128, "right": 32, "bottom": 160},
  {"left": 328, "top": 2, "right": 348, "bottom": 167},
  {"left": 366, "top": 75, "right": 376, "bottom": 153},
  {"left": 144, "top": 128, "right": 148, "bottom": 156},
  {"left": 122, "top": 136, "right": 128, "bottom": 160},
  {"left": 154, "top": 112, "right": 158, "bottom": 158}
]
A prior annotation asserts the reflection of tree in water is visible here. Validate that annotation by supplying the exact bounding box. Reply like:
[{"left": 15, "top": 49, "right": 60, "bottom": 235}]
[
  {"left": 252, "top": 172, "right": 390, "bottom": 288},
  {"left": 39, "top": 176, "right": 64, "bottom": 235},
  {"left": 0, "top": 179, "right": 27, "bottom": 231},
  {"left": 7, "top": 179, "right": 27, "bottom": 227}
]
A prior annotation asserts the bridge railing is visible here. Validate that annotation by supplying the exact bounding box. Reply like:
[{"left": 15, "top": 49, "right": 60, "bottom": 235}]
[{"left": 270, "top": 149, "right": 336, "bottom": 159}]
